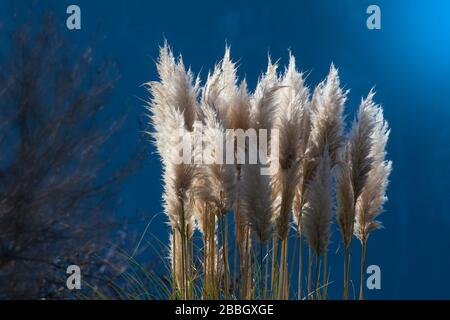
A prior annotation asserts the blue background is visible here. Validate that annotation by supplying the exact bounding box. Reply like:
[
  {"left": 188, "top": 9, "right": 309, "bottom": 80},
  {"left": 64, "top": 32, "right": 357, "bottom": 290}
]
[{"left": 2, "top": 0, "right": 449, "bottom": 299}]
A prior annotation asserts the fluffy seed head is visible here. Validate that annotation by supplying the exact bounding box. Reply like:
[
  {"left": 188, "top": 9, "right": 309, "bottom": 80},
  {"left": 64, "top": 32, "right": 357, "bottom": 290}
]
[
  {"left": 302, "top": 148, "right": 333, "bottom": 256},
  {"left": 354, "top": 99, "right": 392, "bottom": 243}
]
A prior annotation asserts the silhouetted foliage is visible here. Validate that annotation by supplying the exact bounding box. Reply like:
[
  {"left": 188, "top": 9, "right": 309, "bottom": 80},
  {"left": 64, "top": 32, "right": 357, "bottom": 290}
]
[{"left": 0, "top": 11, "right": 140, "bottom": 298}]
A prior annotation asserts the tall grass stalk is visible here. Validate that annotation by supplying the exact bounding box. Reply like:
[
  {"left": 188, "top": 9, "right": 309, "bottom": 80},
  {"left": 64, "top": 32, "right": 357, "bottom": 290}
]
[
  {"left": 298, "top": 229, "right": 303, "bottom": 299},
  {"left": 307, "top": 247, "right": 313, "bottom": 300},
  {"left": 313, "top": 253, "right": 320, "bottom": 300},
  {"left": 359, "top": 239, "right": 367, "bottom": 300},
  {"left": 322, "top": 252, "right": 328, "bottom": 299}
]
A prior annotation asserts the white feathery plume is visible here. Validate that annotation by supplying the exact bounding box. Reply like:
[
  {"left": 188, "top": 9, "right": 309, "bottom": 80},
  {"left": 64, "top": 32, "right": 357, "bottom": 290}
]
[
  {"left": 272, "top": 54, "right": 308, "bottom": 240},
  {"left": 229, "top": 57, "right": 277, "bottom": 275},
  {"left": 336, "top": 145, "right": 354, "bottom": 247},
  {"left": 298, "top": 64, "right": 346, "bottom": 229},
  {"left": 148, "top": 42, "right": 199, "bottom": 155},
  {"left": 217, "top": 46, "right": 238, "bottom": 122},
  {"left": 351, "top": 92, "right": 392, "bottom": 300},
  {"left": 337, "top": 90, "right": 379, "bottom": 246},
  {"left": 276, "top": 53, "right": 309, "bottom": 170},
  {"left": 302, "top": 148, "right": 333, "bottom": 257},
  {"left": 221, "top": 48, "right": 251, "bottom": 132},
  {"left": 228, "top": 80, "right": 251, "bottom": 130},
  {"left": 307, "top": 64, "right": 347, "bottom": 168},
  {"left": 202, "top": 46, "right": 248, "bottom": 128},
  {"left": 193, "top": 78, "right": 237, "bottom": 216},
  {"left": 349, "top": 90, "right": 380, "bottom": 199},
  {"left": 147, "top": 42, "right": 199, "bottom": 231},
  {"left": 354, "top": 98, "right": 392, "bottom": 243},
  {"left": 293, "top": 88, "right": 313, "bottom": 226},
  {"left": 240, "top": 164, "right": 274, "bottom": 244},
  {"left": 251, "top": 57, "right": 279, "bottom": 131}
]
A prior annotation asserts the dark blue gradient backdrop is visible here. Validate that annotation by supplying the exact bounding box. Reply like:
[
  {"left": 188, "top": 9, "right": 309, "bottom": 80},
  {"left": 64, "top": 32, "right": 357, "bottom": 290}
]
[{"left": 2, "top": 0, "right": 449, "bottom": 299}]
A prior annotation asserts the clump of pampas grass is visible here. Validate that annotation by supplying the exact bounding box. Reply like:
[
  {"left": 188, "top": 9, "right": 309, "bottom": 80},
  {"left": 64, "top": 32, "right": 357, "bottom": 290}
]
[
  {"left": 146, "top": 43, "right": 392, "bottom": 301},
  {"left": 337, "top": 89, "right": 392, "bottom": 299},
  {"left": 146, "top": 43, "right": 199, "bottom": 299},
  {"left": 297, "top": 65, "right": 346, "bottom": 299}
]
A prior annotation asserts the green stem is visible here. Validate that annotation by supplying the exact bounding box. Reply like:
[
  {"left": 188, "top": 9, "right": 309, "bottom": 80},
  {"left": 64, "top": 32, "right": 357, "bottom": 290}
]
[
  {"left": 359, "top": 240, "right": 367, "bottom": 300},
  {"left": 307, "top": 246, "right": 312, "bottom": 300},
  {"left": 289, "top": 228, "right": 299, "bottom": 294},
  {"left": 172, "top": 231, "right": 177, "bottom": 299},
  {"left": 180, "top": 200, "right": 187, "bottom": 300},
  {"left": 220, "top": 215, "right": 230, "bottom": 299},
  {"left": 346, "top": 237, "right": 353, "bottom": 299},
  {"left": 343, "top": 245, "right": 348, "bottom": 299},
  {"left": 264, "top": 242, "right": 269, "bottom": 300},
  {"left": 322, "top": 251, "right": 328, "bottom": 300},
  {"left": 313, "top": 253, "right": 320, "bottom": 300},
  {"left": 298, "top": 228, "right": 303, "bottom": 299},
  {"left": 259, "top": 240, "right": 264, "bottom": 299},
  {"left": 271, "top": 237, "right": 280, "bottom": 299}
]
